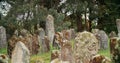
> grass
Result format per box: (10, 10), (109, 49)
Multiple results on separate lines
(98, 48), (111, 58)
(0, 48), (7, 54)
(30, 52), (51, 63)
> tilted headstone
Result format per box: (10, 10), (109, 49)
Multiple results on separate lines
(98, 30), (109, 49)
(92, 29), (108, 49)
(46, 15), (55, 44)
(11, 41), (30, 63)
(74, 31), (99, 63)
(116, 19), (120, 37)
(0, 26), (7, 48)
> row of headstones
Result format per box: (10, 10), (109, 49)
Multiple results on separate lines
(0, 30), (110, 63)
(0, 16), (119, 63)
(51, 31), (111, 63)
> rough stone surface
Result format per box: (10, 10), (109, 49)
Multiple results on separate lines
(11, 41), (30, 63)
(0, 26), (7, 48)
(46, 15), (55, 44)
(110, 37), (120, 63)
(74, 31), (99, 63)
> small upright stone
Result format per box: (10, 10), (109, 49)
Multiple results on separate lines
(11, 41), (30, 63)
(0, 26), (7, 48)
(46, 15), (55, 44)
(92, 29), (109, 49)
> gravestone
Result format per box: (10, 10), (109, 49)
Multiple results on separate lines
(53, 32), (63, 48)
(52, 32), (74, 63)
(110, 37), (120, 63)
(0, 26), (7, 48)
(98, 30), (109, 49)
(92, 29), (108, 49)
(109, 31), (117, 38)
(60, 40), (74, 63)
(116, 19), (120, 37)
(38, 28), (45, 43)
(74, 31), (99, 63)
(37, 28), (45, 53)
(11, 41), (30, 63)
(46, 15), (55, 44)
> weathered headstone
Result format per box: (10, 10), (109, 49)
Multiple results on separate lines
(60, 40), (74, 63)
(109, 31), (117, 38)
(0, 26), (7, 48)
(116, 19), (120, 37)
(74, 31), (99, 63)
(110, 37), (120, 63)
(37, 28), (45, 53)
(38, 28), (45, 43)
(46, 15), (55, 44)
(11, 41), (30, 63)
(53, 32), (63, 48)
(98, 30), (109, 49)
(52, 32), (74, 63)
(92, 29), (108, 49)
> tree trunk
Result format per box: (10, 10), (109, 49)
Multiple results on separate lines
(76, 15), (83, 32)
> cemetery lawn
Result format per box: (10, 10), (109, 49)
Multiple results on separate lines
(0, 48), (7, 54)
(30, 52), (51, 63)
(98, 48), (111, 58)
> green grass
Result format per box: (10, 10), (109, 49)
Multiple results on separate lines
(98, 48), (111, 58)
(0, 48), (7, 54)
(30, 52), (51, 63)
